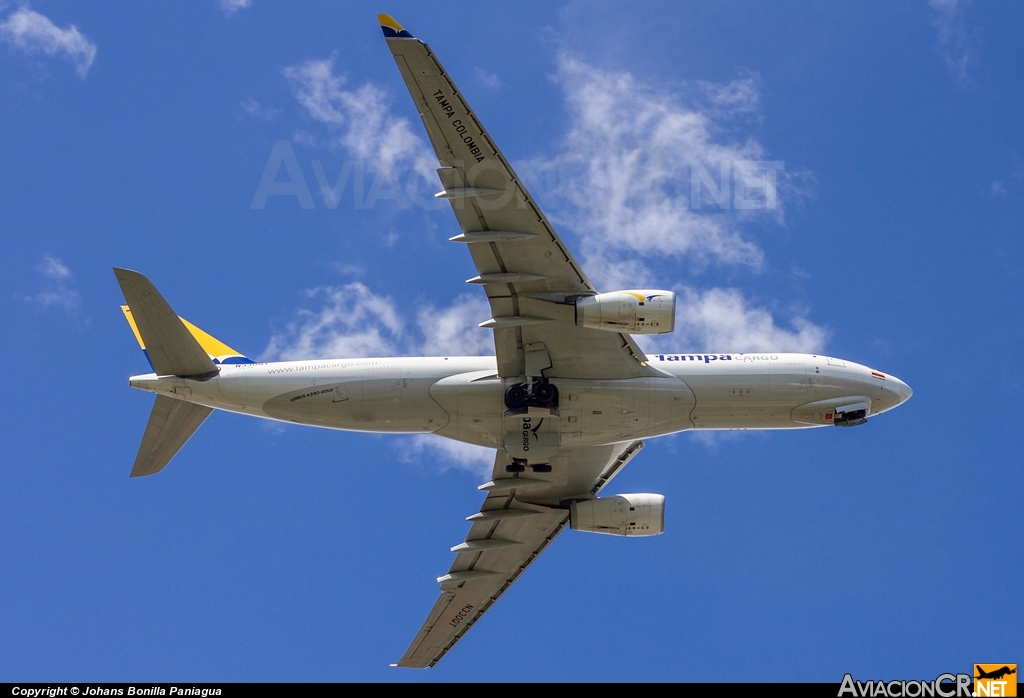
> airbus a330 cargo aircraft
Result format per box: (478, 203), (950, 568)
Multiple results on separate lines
(115, 15), (912, 668)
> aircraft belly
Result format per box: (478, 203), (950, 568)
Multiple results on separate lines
(427, 373), (697, 449)
(683, 369), (798, 428)
(554, 377), (695, 446)
(429, 371), (505, 448)
(261, 375), (450, 432)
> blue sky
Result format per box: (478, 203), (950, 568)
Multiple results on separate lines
(1, 0), (1021, 682)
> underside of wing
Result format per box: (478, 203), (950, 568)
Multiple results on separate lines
(397, 441), (644, 668)
(379, 16), (654, 381)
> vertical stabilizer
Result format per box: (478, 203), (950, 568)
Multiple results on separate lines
(132, 395), (213, 477)
(114, 268), (219, 379)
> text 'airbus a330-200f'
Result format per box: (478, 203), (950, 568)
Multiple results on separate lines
(114, 15), (913, 668)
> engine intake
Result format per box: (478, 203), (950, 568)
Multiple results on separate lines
(570, 493), (665, 537)
(575, 290), (676, 334)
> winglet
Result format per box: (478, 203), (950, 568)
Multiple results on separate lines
(377, 14), (414, 39)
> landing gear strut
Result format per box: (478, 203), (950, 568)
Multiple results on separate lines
(505, 458), (552, 474)
(505, 460), (526, 473)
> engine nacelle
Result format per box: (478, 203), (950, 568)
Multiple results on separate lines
(569, 493), (665, 537)
(575, 290), (676, 334)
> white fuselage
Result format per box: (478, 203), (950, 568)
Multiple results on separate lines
(128, 353), (912, 450)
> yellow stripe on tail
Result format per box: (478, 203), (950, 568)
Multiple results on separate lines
(120, 306), (252, 365)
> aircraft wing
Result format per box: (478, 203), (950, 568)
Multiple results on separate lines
(379, 15), (655, 381)
(397, 440), (645, 668)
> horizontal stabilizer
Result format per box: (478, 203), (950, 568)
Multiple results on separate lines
(114, 268), (218, 378)
(131, 395), (213, 477)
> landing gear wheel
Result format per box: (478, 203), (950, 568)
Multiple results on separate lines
(531, 463), (552, 473)
(505, 462), (527, 473)
(504, 384), (529, 410)
(534, 382), (558, 407)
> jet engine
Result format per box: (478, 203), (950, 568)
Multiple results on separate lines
(575, 290), (676, 334)
(569, 493), (665, 537)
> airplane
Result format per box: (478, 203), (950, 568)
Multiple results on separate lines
(976, 666), (1017, 681)
(113, 14), (913, 668)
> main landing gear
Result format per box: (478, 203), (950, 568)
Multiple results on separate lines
(503, 379), (557, 474)
(504, 379), (559, 411)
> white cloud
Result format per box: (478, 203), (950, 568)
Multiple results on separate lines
(526, 54), (814, 289)
(241, 97), (279, 121)
(38, 254), (71, 280)
(261, 283), (404, 361)
(261, 285), (493, 361)
(283, 57), (435, 181)
(220, 0), (251, 15)
(399, 436), (495, 478)
(929, 0), (973, 85)
(473, 66), (502, 89)
(417, 294), (494, 356)
(0, 7), (97, 78)
(25, 255), (80, 313)
(699, 72), (762, 117)
(283, 58), (346, 125)
(28, 289), (81, 312)
(990, 180), (1007, 197)
(639, 287), (826, 354)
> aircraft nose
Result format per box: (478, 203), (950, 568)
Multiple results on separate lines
(888, 376), (913, 405)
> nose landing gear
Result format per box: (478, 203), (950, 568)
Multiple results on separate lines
(834, 408), (868, 427)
